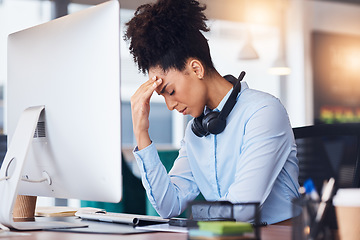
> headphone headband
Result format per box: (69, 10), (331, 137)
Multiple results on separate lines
(218, 71), (245, 120)
(191, 71), (246, 137)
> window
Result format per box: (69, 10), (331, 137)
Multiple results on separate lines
(121, 102), (173, 147)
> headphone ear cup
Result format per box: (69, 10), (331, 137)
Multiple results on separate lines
(202, 111), (226, 135)
(191, 114), (208, 137)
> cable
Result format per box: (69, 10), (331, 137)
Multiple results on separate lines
(0, 172), (51, 184)
(0, 176), (10, 181)
(0, 175), (48, 183)
(21, 177), (48, 183)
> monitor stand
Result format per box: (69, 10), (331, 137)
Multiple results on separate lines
(0, 106), (87, 230)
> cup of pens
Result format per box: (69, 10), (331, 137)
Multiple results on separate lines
(333, 188), (360, 240)
(292, 196), (319, 240)
(292, 178), (335, 240)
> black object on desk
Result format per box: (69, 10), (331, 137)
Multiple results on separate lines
(187, 201), (262, 239)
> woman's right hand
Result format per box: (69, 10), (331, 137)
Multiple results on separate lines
(131, 76), (162, 150)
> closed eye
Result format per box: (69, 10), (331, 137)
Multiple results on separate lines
(169, 90), (175, 96)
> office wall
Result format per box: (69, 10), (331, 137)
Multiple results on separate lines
(310, 1), (360, 124)
(285, 0), (360, 127)
(285, 0), (309, 127)
(311, 1), (360, 36)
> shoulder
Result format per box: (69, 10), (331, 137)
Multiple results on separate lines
(236, 82), (286, 116)
(239, 82), (280, 104)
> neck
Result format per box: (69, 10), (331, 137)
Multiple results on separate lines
(205, 71), (233, 110)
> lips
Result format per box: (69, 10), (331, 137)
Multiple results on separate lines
(179, 107), (187, 115)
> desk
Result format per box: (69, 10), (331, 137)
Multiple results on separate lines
(2, 225), (291, 240)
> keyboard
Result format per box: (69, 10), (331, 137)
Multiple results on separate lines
(75, 211), (169, 226)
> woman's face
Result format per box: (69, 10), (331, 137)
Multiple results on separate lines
(149, 63), (207, 118)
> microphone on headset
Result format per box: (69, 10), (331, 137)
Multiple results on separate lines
(191, 71), (246, 137)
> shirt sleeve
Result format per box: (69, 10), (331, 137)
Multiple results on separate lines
(133, 141), (200, 218)
(220, 98), (295, 221)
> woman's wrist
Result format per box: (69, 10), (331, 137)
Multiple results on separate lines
(135, 131), (152, 150)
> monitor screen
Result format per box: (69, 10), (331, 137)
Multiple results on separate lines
(5, 0), (122, 204)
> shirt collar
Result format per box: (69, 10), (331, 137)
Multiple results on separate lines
(204, 81), (248, 114)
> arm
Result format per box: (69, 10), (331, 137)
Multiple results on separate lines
(131, 76), (199, 218)
(130, 76), (162, 150)
(133, 141), (200, 218)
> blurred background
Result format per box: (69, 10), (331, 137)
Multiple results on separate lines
(0, 0), (359, 149)
(1, 0), (360, 214)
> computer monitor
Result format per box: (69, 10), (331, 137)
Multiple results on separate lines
(0, 0), (122, 230)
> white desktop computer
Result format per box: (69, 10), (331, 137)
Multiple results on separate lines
(0, 0), (122, 230)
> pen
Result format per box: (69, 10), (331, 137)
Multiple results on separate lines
(302, 179), (319, 221)
(310, 178), (335, 240)
(304, 179), (320, 202)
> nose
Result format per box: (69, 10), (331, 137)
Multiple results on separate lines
(164, 97), (177, 111)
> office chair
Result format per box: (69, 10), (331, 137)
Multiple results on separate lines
(293, 123), (360, 192)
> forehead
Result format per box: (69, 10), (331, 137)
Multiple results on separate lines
(149, 67), (168, 95)
(149, 67), (183, 94)
(149, 67), (167, 78)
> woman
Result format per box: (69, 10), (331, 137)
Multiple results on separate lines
(124, 0), (300, 224)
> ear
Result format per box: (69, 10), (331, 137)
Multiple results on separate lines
(189, 59), (205, 80)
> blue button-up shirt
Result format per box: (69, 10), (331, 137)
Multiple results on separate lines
(133, 82), (300, 224)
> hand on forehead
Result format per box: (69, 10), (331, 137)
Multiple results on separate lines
(149, 68), (171, 95)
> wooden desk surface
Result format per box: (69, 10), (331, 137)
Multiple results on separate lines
(2, 225), (291, 240)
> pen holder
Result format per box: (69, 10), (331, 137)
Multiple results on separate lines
(292, 197), (317, 240)
(292, 197), (333, 240)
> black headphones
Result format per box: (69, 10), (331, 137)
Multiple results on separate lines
(191, 71), (246, 137)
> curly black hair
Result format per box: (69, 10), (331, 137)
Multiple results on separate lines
(124, 0), (215, 74)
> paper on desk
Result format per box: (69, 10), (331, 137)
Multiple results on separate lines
(136, 223), (188, 233)
(1, 217), (31, 237)
(0, 232), (31, 238)
(35, 206), (103, 217)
